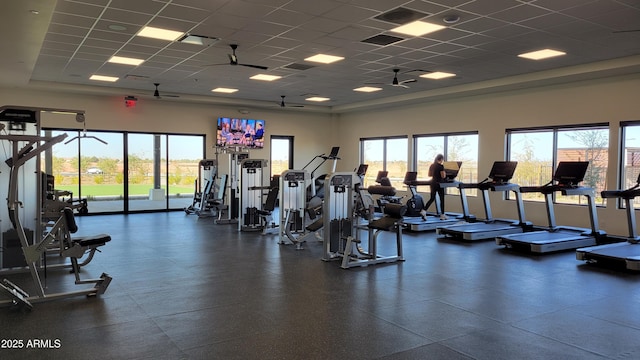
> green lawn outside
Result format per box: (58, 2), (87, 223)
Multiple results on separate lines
(56, 184), (194, 197)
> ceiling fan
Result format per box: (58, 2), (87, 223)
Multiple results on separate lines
(153, 83), (179, 99)
(278, 95), (304, 108)
(367, 68), (417, 89)
(204, 44), (268, 70)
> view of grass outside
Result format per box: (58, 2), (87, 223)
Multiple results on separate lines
(43, 129), (204, 212)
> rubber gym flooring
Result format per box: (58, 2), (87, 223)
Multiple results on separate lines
(1, 211), (640, 359)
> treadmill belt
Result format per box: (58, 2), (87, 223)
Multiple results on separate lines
(445, 222), (515, 233)
(504, 229), (588, 244)
(584, 243), (640, 258)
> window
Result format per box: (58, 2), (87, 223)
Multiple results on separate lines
(621, 121), (640, 208)
(270, 136), (293, 178)
(506, 124), (609, 205)
(42, 128), (205, 214)
(414, 132), (479, 194)
(360, 137), (407, 188)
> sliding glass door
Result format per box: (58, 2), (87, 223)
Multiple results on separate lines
(127, 134), (167, 212)
(43, 129), (204, 214)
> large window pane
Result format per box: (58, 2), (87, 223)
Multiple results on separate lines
(415, 136), (444, 179)
(361, 139), (384, 187)
(623, 124), (640, 208)
(507, 125), (608, 206)
(557, 128), (608, 205)
(271, 137), (292, 177)
(414, 133), (479, 196)
(386, 138), (408, 189)
(509, 131), (554, 201)
(168, 135), (203, 210)
(80, 132), (124, 213)
(448, 134), (478, 186)
(127, 134), (167, 211)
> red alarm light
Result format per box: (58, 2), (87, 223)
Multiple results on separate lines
(124, 96), (137, 107)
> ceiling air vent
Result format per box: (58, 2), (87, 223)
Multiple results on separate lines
(283, 63), (315, 71)
(361, 34), (404, 46)
(374, 7), (428, 25)
(124, 74), (150, 81)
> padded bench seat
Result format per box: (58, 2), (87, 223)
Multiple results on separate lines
(73, 234), (111, 247)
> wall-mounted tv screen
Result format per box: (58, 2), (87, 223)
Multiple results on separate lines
(217, 117), (265, 148)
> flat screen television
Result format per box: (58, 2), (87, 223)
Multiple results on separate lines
(217, 117), (265, 148)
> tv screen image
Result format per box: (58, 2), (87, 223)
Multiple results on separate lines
(217, 117), (265, 148)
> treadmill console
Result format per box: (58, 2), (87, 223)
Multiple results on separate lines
(554, 161), (589, 187)
(488, 161), (518, 184)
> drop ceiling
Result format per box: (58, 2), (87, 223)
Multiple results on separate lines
(3, 0), (640, 112)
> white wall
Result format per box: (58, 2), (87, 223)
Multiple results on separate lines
(336, 74), (640, 237)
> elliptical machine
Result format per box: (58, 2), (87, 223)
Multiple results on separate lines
(402, 171), (428, 217)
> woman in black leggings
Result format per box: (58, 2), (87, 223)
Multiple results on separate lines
(421, 154), (448, 220)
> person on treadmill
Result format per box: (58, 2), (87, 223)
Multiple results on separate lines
(421, 154), (448, 220)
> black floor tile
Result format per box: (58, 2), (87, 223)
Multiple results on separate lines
(1, 212), (638, 359)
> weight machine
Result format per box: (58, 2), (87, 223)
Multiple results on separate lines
(215, 146), (249, 224)
(184, 159), (219, 216)
(278, 169), (318, 249)
(0, 106), (111, 309)
(239, 158), (268, 231)
(321, 172), (406, 268)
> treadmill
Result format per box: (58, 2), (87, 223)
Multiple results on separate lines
(436, 161), (529, 241)
(576, 174), (640, 270)
(402, 162), (467, 231)
(496, 161), (606, 253)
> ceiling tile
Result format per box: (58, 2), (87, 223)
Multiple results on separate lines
(458, 0), (522, 16)
(159, 4), (212, 22)
(322, 5), (380, 23)
(283, 0), (344, 16)
(262, 9), (315, 27)
(54, 1), (105, 18)
(109, 0), (167, 14)
(489, 4), (552, 23)
(101, 8), (154, 26)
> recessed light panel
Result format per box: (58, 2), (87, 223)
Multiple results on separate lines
(354, 86), (383, 92)
(108, 56), (144, 66)
(212, 87), (238, 93)
(304, 54), (344, 64)
(390, 20), (445, 36)
(306, 97), (330, 102)
(420, 71), (456, 79)
(137, 26), (183, 41)
(250, 74), (282, 81)
(178, 34), (219, 46)
(90, 74), (119, 82)
(518, 49), (566, 60)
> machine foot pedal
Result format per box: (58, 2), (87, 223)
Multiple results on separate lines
(0, 279), (33, 310)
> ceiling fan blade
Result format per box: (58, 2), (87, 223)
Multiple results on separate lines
(399, 78), (417, 85)
(393, 84), (410, 89)
(613, 29), (640, 33)
(202, 63), (229, 67)
(239, 63), (268, 70)
(278, 96), (304, 108)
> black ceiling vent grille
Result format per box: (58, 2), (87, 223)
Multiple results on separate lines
(283, 63), (316, 71)
(361, 34), (404, 46)
(374, 7), (428, 25)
